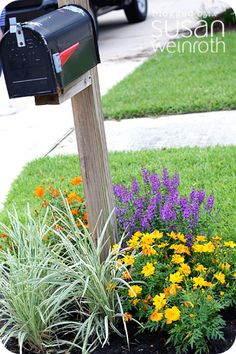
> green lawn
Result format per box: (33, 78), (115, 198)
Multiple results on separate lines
(102, 32), (236, 119)
(1, 146), (235, 239)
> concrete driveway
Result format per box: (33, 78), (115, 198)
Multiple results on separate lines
(0, 0), (229, 209)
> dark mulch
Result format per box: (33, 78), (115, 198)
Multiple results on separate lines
(4, 307), (236, 354)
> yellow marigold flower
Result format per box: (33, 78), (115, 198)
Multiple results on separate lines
(128, 285), (142, 298)
(157, 242), (169, 248)
(71, 176), (82, 185)
(221, 263), (231, 271)
(123, 255), (134, 266)
(171, 254), (185, 264)
(123, 270), (132, 280)
(233, 273), (236, 277)
(153, 293), (166, 311)
(124, 312), (132, 322)
(179, 263), (191, 276)
(132, 298), (140, 306)
(224, 241), (236, 248)
(192, 242), (215, 253)
(141, 262), (155, 277)
(152, 230), (163, 239)
(220, 291), (225, 296)
(140, 233), (155, 246)
(177, 233), (186, 243)
(193, 277), (212, 288)
(184, 301), (194, 308)
(213, 235), (222, 242)
(150, 310), (163, 322)
(165, 306), (181, 324)
(195, 264), (207, 273)
(169, 271), (183, 284)
(128, 235), (140, 248)
(142, 245), (157, 256)
(34, 186), (45, 198)
(207, 295), (212, 301)
(164, 283), (182, 297)
(167, 231), (179, 240)
(214, 272), (225, 284)
(174, 244), (191, 255)
(196, 235), (207, 242)
(112, 243), (120, 254)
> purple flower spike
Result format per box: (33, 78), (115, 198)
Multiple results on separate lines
(186, 234), (194, 247)
(205, 195), (214, 212)
(173, 172), (180, 189)
(160, 203), (176, 222)
(131, 179), (140, 195)
(142, 168), (150, 184)
(197, 190), (206, 204)
(150, 173), (160, 193)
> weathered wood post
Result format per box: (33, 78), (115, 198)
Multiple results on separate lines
(58, 0), (118, 255)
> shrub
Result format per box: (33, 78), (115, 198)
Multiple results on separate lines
(114, 168), (216, 239)
(0, 208), (73, 353)
(116, 230), (236, 353)
(0, 205), (131, 354)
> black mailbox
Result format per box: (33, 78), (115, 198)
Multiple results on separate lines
(0, 5), (100, 101)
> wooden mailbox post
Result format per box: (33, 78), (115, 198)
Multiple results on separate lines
(56, 0), (118, 255)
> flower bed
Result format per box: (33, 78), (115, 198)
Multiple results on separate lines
(0, 168), (235, 354)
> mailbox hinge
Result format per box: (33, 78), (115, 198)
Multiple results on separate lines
(9, 17), (26, 48)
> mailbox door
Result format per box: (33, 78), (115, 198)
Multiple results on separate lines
(0, 29), (57, 98)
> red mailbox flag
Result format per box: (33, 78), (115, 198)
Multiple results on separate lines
(59, 42), (80, 66)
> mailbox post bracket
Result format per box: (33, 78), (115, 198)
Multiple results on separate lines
(9, 17), (26, 48)
(35, 71), (92, 105)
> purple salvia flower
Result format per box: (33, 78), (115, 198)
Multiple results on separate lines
(183, 205), (192, 220)
(160, 203), (176, 221)
(205, 195), (214, 212)
(162, 168), (170, 188)
(150, 173), (161, 193)
(186, 234), (194, 247)
(131, 179), (140, 195)
(197, 190), (206, 204)
(172, 172), (180, 189)
(190, 189), (197, 202)
(179, 197), (188, 212)
(142, 168), (150, 184)
(192, 202), (200, 225)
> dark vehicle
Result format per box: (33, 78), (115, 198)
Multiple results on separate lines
(5, 0), (148, 31)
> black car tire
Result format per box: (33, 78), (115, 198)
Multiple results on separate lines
(124, 0), (148, 23)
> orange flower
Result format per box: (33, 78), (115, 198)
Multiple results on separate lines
(84, 212), (88, 221)
(0, 233), (7, 238)
(53, 189), (59, 198)
(71, 176), (82, 185)
(67, 192), (82, 203)
(124, 312), (133, 322)
(34, 186), (45, 198)
(72, 208), (79, 215)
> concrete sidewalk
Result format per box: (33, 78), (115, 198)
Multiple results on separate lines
(49, 110), (236, 156)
